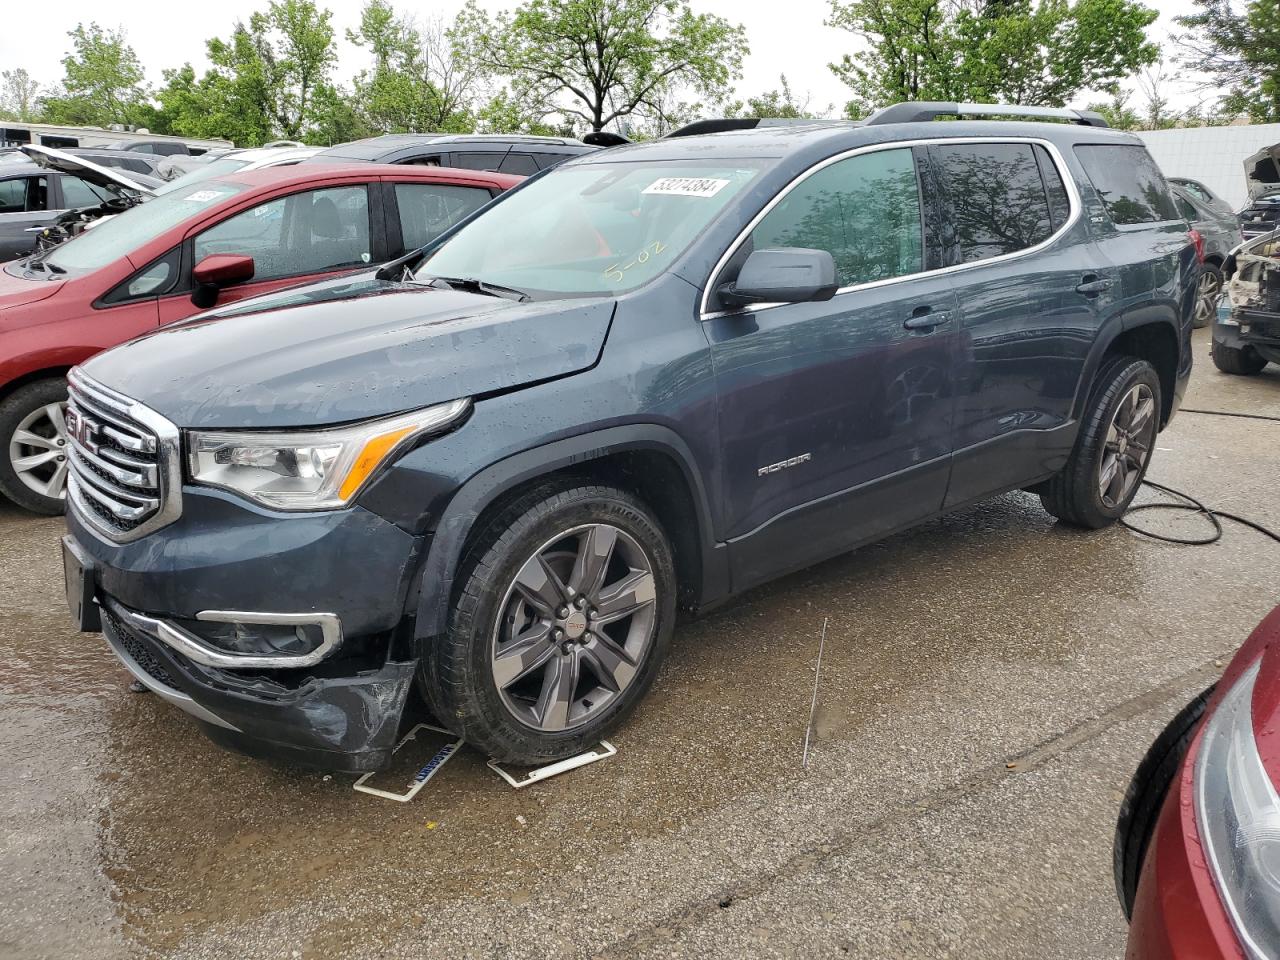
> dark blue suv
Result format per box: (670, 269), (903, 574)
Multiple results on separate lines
(60, 103), (1198, 771)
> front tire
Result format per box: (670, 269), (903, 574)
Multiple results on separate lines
(0, 378), (71, 515)
(420, 482), (677, 764)
(1040, 356), (1161, 528)
(1211, 336), (1269, 375)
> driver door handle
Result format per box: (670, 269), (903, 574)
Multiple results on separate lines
(904, 307), (952, 331)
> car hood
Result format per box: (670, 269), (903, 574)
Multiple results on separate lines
(20, 144), (154, 196)
(1245, 144), (1280, 200)
(0, 265), (64, 317)
(79, 274), (616, 428)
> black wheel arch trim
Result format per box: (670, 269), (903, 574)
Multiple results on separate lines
(1071, 313), (1185, 428)
(409, 423), (730, 640)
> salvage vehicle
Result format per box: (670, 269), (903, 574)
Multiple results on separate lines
(0, 147), (158, 261)
(1169, 176), (1235, 220)
(1117, 604), (1280, 960)
(1240, 143), (1280, 240)
(0, 163), (521, 513)
(1171, 183), (1242, 328)
(1213, 228), (1280, 375)
(307, 133), (598, 175)
(61, 102), (1197, 772)
(152, 146), (319, 193)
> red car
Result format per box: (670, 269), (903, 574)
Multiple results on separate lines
(0, 162), (521, 513)
(1119, 605), (1280, 959)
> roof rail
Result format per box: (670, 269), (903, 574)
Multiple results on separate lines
(665, 117), (844, 138)
(864, 102), (1109, 128)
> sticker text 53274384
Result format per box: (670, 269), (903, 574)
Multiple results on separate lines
(642, 177), (730, 198)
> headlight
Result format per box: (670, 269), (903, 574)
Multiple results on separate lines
(186, 398), (470, 510)
(1196, 658), (1280, 959)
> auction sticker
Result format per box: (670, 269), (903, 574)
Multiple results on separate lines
(642, 177), (730, 198)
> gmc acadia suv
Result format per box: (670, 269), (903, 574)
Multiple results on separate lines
(60, 103), (1198, 771)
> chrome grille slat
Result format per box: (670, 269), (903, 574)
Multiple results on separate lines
(65, 369), (181, 542)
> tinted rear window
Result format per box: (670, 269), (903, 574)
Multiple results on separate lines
(1074, 144), (1179, 225)
(933, 142), (1054, 263)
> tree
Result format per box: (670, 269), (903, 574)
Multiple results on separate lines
(0, 69), (42, 122)
(454, 0), (748, 133)
(725, 75), (832, 119)
(348, 0), (480, 133)
(41, 23), (151, 127)
(827, 0), (1160, 116)
(1176, 0), (1280, 122)
(154, 0), (341, 146)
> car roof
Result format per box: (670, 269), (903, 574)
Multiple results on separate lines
(310, 133), (592, 161)
(195, 162), (525, 191)
(574, 119), (1142, 166)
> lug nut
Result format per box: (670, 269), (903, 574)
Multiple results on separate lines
(553, 628), (564, 641)
(557, 606), (569, 618)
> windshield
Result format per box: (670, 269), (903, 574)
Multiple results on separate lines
(44, 179), (251, 273)
(153, 157), (249, 196)
(417, 160), (765, 297)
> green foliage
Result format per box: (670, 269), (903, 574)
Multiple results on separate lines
(1177, 0), (1280, 122)
(454, 0), (748, 132)
(725, 75), (832, 119)
(0, 69), (42, 122)
(347, 0), (477, 133)
(827, 0), (1159, 114)
(41, 23), (152, 127)
(154, 0), (342, 145)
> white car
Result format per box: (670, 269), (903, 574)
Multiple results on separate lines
(153, 146), (320, 192)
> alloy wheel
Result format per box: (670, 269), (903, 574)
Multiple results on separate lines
(8, 401), (70, 501)
(1098, 383), (1156, 509)
(1194, 270), (1223, 326)
(492, 523), (658, 732)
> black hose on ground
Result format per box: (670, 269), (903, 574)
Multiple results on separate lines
(1122, 407), (1280, 546)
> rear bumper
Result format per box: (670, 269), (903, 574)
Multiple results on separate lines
(1127, 734), (1243, 960)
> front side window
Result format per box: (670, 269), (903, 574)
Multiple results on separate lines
(498, 153), (539, 176)
(395, 183), (491, 251)
(194, 185), (371, 282)
(933, 143), (1055, 263)
(60, 175), (112, 208)
(419, 160), (764, 297)
(450, 152), (501, 171)
(0, 177), (29, 212)
(748, 147), (923, 287)
(1075, 144), (1180, 225)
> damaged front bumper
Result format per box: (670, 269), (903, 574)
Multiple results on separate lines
(65, 487), (427, 772)
(1221, 229), (1280, 359)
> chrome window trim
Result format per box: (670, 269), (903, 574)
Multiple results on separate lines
(66, 368), (183, 544)
(122, 607), (344, 670)
(699, 136), (1083, 320)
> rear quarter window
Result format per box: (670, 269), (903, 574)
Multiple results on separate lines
(1074, 144), (1180, 225)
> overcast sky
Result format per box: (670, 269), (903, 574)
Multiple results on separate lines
(0, 0), (1215, 120)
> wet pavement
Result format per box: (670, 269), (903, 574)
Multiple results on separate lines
(3, 327), (1280, 960)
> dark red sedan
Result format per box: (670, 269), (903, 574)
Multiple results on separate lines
(0, 163), (521, 513)
(1119, 605), (1280, 959)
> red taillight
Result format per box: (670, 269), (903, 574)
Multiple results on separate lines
(1189, 229), (1206, 264)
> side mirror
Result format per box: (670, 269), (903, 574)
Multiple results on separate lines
(718, 248), (839, 309)
(191, 254), (255, 309)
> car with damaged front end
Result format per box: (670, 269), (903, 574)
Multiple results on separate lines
(61, 105), (1197, 772)
(1214, 228), (1280, 375)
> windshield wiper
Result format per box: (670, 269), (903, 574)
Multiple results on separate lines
(426, 275), (531, 302)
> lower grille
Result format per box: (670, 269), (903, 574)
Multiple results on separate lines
(103, 605), (178, 688)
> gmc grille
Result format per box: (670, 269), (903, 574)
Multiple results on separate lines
(65, 369), (182, 542)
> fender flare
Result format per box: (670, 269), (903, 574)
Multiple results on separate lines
(1069, 314), (1183, 425)
(411, 424), (727, 639)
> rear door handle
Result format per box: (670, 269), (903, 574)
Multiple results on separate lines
(1075, 276), (1113, 296)
(904, 308), (952, 331)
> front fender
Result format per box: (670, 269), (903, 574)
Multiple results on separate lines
(408, 424), (727, 639)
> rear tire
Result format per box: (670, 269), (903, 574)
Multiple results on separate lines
(1114, 687), (1213, 920)
(1040, 356), (1160, 529)
(1211, 337), (1269, 375)
(419, 482), (677, 764)
(0, 378), (70, 515)
(1191, 264), (1223, 329)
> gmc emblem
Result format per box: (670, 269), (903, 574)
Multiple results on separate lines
(65, 408), (102, 455)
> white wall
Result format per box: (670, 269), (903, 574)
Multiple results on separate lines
(1135, 124), (1280, 212)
